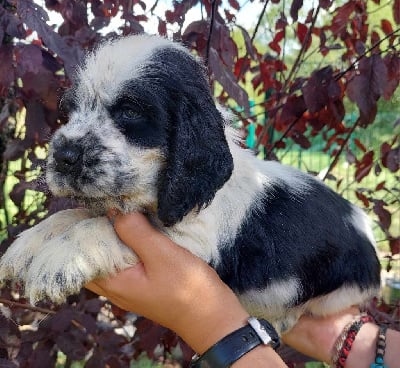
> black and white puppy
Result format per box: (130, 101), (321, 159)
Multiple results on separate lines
(0, 35), (381, 334)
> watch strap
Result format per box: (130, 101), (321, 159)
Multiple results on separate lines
(190, 318), (280, 368)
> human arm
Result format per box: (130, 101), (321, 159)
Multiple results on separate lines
(283, 309), (400, 367)
(85, 212), (287, 367)
(86, 212), (400, 367)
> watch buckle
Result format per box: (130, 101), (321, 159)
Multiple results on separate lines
(247, 317), (272, 345)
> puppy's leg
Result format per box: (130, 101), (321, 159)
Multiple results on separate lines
(0, 209), (91, 283)
(305, 285), (380, 317)
(24, 216), (138, 304)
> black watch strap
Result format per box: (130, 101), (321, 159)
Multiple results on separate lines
(190, 317), (280, 368)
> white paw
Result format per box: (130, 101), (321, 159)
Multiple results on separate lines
(0, 209), (138, 304)
(0, 209), (91, 283)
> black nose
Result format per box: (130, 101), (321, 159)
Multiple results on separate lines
(53, 145), (82, 173)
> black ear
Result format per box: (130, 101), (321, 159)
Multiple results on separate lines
(157, 96), (234, 227)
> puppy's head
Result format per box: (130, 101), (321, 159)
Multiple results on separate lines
(47, 35), (233, 226)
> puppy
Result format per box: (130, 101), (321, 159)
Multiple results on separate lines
(0, 35), (381, 334)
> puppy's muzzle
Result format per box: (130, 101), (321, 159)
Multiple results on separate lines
(53, 143), (83, 174)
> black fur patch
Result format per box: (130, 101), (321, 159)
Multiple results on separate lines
(108, 83), (169, 148)
(147, 47), (234, 226)
(214, 178), (381, 306)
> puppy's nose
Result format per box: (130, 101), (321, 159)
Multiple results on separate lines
(53, 145), (82, 173)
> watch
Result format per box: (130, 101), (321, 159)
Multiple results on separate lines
(190, 317), (280, 368)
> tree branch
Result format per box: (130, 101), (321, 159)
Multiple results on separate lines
(205, 0), (218, 67)
(263, 115), (303, 157)
(282, 5), (320, 91)
(321, 118), (360, 182)
(251, 0), (269, 43)
(334, 27), (400, 81)
(149, 0), (159, 15)
(0, 297), (56, 315)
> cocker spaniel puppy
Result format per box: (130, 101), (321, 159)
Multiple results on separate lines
(0, 35), (380, 334)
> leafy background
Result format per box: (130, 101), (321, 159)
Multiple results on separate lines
(0, 0), (399, 367)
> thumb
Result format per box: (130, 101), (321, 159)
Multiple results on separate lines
(112, 212), (177, 264)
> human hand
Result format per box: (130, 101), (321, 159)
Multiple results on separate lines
(283, 307), (400, 368)
(282, 307), (360, 363)
(85, 212), (250, 354)
(87, 212), (400, 368)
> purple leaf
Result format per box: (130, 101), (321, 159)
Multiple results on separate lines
(347, 55), (388, 126)
(208, 48), (249, 112)
(302, 66), (333, 113)
(0, 5), (26, 39)
(373, 200), (392, 230)
(390, 238), (400, 255)
(290, 0), (303, 21)
(3, 139), (27, 161)
(17, 0), (83, 77)
(0, 45), (14, 95)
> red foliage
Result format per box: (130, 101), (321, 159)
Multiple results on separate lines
(0, 0), (399, 366)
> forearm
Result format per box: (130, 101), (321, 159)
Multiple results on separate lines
(283, 310), (400, 368)
(282, 309), (358, 363)
(176, 291), (251, 355)
(347, 323), (400, 368)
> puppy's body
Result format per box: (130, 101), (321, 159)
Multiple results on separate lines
(0, 35), (380, 333)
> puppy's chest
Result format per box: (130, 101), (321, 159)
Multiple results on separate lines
(164, 215), (228, 264)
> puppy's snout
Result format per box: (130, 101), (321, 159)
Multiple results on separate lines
(53, 144), (83, 173)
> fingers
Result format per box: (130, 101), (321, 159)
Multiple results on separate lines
(111, 212), (178, 266)
(86, 263), (146, 296)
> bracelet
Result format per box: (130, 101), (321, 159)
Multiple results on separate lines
(190, 317), (280, 368)
(370, 324), (388, 368)
(331, 313), (374, 368)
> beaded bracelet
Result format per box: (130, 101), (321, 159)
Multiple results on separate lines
(370, 324), (388, 368)
(331, 313), (374, 368)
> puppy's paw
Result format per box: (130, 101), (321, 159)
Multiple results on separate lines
(0, 209), (91, 284)
(24, 216), (138, 304)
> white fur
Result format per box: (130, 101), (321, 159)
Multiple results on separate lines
(47, 118), (165, 212)
(351, 206), (376, 248)
(0, 209), (138, 304)
(76, 35), (176, 106)
(166, 130), (267, 262)
(238, 278), (305, 332)
(306, 285), (377, 316)
(238, 278), (302, 318)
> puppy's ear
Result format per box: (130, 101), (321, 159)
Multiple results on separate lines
(157, 97), (233, 227)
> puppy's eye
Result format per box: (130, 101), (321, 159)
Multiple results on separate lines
(120, 107), (140, 121)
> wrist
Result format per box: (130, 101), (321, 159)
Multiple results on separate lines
(190, 317), (280, 368)
(184, 312), (250, 355)
(282, 309), (359, 363)
(176, 291), (250, 354)
(346, 322), (379, 367)
(331, 313), (375, 367)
